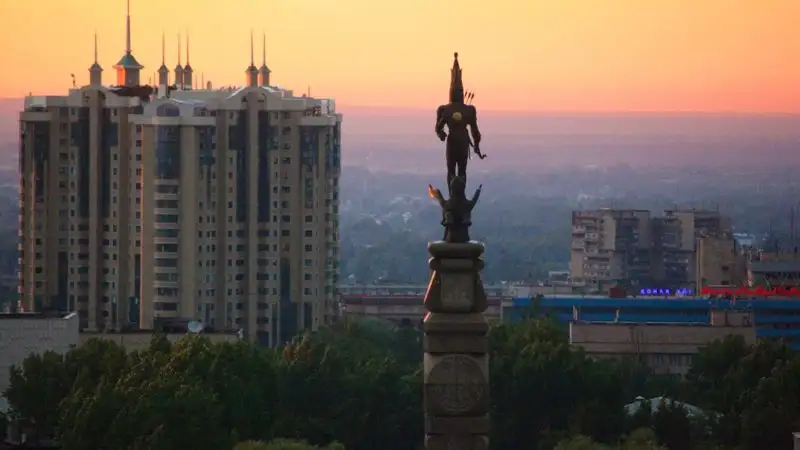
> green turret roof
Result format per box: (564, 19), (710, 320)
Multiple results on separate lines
(114, 52), (144, 69)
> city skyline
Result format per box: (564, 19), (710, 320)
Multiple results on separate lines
(1, 0), (799, 112)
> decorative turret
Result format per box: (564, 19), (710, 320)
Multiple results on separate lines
(112, 0), (143, 87)
(174, 33), (184, 89)
(259, 32), (271, 87)
(157, 33), (169, 87)
(183, 33), (193, 90)
(246, 31), (259, 88)
(89, 33), (103, 86)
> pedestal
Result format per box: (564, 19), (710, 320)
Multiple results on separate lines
(423, 241), (489, 450)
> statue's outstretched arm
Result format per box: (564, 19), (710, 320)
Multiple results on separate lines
(471, 184), (483, 205)
(435, 106), (447, 141)
(468, 105), (482, 147)
(428, 184), (446, 207)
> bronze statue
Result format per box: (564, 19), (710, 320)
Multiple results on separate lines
(435, 52), (484, 189)
(428, 176), (482, 243)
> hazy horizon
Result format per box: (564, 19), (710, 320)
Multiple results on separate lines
(2, 98), (798, 173)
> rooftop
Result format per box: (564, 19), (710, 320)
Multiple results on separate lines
(113, 52), (144, 69)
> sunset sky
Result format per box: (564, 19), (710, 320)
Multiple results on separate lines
(1, 0), (799, 112)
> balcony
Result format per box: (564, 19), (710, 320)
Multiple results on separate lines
(572, 225), (586, 235)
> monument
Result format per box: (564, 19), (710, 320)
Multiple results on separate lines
(435, 52), (485, 189)
(423, 53), (490, 450)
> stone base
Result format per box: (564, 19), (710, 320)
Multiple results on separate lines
(423, 240), (490, 450)
(425, 434), (489, 450)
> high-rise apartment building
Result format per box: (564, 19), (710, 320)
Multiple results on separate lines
(570, 209), (732, 291)
(570, 209), (653, 290)
(18, 5), (342, 346)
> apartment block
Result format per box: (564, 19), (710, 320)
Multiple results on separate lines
(570, 209), (733, 291)
(18, 6), (341, 346)
(570, 209), (653, 290)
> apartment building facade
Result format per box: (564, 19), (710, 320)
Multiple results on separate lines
(570, 208), (732, 291)
(570, 209), (654, 290)
(18, 11), (341, 346)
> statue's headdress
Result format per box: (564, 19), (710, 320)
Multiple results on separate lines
(449, 52), (464, 104)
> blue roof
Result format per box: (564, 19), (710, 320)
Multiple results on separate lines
(512, 296), (800, 310)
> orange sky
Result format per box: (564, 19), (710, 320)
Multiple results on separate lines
(1, 0), (799, 112)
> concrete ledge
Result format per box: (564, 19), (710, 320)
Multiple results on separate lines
(424, 334), (488, 353)
(428, 241), (485, 259)
(423, 313), (489, 333)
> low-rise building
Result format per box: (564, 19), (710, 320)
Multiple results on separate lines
(0, 313), (80, 394)
(569, 309), (756, 375)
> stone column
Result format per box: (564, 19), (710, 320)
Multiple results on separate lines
(423, 241), (489, 450)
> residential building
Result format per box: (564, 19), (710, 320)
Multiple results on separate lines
(570, 209), (653, 291)
(17, 4), (341, 346)
(696, 235), (747, 289)
(570, 209), (734, 291)
(664, 209), (733, 284)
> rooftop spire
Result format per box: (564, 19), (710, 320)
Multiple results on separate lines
(157, 32), (169, 87)
(125, 0), (131, 53)
(89, 32), (103, 85)
(250, 30), (255, 66)
(246, 30), (259, 87)
(113, 0), (142, 86)
(183, 31), (193, 90)
(174, 33), (184, 89)
(259, 31), (271, 87)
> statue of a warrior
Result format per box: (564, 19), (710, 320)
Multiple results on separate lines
(435, 52), (484, 189)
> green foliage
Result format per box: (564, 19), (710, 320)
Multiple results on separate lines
(4, 317), (800, 450)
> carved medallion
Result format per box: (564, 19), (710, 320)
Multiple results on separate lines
(427, 354), (485, 414)
(452, 111), (463, 121)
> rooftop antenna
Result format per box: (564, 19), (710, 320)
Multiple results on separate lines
(70, 73), (76, 88)
(187, 320), (203, 334)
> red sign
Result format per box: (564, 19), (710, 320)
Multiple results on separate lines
(701, 286), (800, 297)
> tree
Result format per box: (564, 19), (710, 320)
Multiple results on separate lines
(4, 350), (71, 439)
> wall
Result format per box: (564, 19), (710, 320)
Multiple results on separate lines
(0, 314), (80, 394)
(79, 331), (239, 352)
(570, 319), (756, 375)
